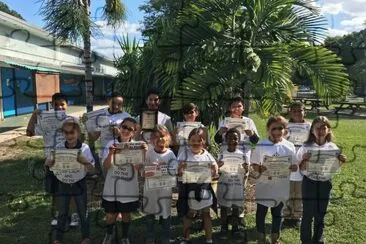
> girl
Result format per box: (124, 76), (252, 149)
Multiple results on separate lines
(101, 118), (148, 244)
(217, 128), (248, 239)
(177, 128), (218, 244)
(283, 102), (312, 227)
(297, 116), (346, 244)
(173, 103), (209, 156)
(251, 116), (298, 244)
(142, 125), (178, 244)
(45, 119), (95, 244)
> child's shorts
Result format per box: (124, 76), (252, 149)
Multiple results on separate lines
(44, 166), (58, 194)
(102, 199), (140, 213)
(187, 206), (210, 218)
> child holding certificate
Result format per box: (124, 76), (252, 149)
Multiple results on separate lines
(283, 102), (312, 227)
(101, 117), (147, 244)
(45, 119), (95, 244)
(251, 116), (297, 244)
(214, 96), (260, 149)
(217, 128), (248, 239)
(297, 116), (346, 244)
(142, 125), (178, 244)
(26, 93), (80, 227)
(177, 128), (218, 244)
(86, 92), (130, 175)
(173, 103), (209, 156)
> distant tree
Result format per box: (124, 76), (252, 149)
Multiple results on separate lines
(0, 1), (25, 20)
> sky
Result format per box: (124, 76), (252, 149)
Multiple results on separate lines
(1, 0), (366, 59)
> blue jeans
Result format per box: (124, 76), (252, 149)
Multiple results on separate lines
(256, 202), (284, 234)
(301, 176), (332, 244)
(52, 179), (90, 241)
(144, 215), (171, 241)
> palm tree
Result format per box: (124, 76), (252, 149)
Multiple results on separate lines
(40, 0), (126, 112)
(118, 0), (350, 124)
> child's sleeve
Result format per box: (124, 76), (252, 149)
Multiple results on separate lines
(168, 152), (178, 176)
(82, 145), (95, 166)
(248, 119), (260, 144)
(250, 144), (262, 164)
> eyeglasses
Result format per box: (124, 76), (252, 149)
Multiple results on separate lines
(121, 125), (135, 132)
(271, 126), (285, 131)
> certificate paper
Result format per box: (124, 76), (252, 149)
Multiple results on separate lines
(224, 117), (248, 133)
(176, 122), (202, 145)
(307, 150), (340, 178)
(287, 123), (310, 145)
(220, 153), (246, 175)
(263, 155), (291, 180)
(183, 161), (212, 184)
(144, 163), (176, 189)
(52, 149), (82, 171)
(113, 142), (145, 165)
(141, 110), (158, 130)
(84, 109), (107, 132)
(38, 111), (66, 134)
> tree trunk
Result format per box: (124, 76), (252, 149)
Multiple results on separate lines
(83, 0), (93, 113)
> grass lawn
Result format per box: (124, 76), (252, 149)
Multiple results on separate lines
(0, 113), (365, 244)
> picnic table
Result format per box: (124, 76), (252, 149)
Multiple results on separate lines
(293, 98), (330, 111)
(334, 102), (366, 114)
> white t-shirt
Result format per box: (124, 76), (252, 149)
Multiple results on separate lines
(53, 142), (95, 184)
(251, 138), (297, 207)
(177, 149), (217, 210)
(101, 140), (141, 203)
(217, 149), (247, 208)
(98, 109), (130, 157)
(286, 121), (312, 181)
(296, 142), (340, 182)
(142, 148), (177, 219)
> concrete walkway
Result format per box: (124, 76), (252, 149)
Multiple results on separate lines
(0, 104), (108, 144)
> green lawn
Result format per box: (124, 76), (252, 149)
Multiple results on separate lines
(0, 113), (365, 243)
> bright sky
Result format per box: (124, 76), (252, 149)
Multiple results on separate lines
(2, 0), (366, 59)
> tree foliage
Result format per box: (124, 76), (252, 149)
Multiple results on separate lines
(0, 1), (24, 20)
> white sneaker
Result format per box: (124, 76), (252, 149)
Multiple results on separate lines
(51, 211), (59, 226)
(120, 239), (130, 244)
(69, 213), (80, 227)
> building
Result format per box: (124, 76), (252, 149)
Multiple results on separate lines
(0, 11), (117, 120)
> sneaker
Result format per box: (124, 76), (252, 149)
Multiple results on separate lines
(102, 234), (112, 244)
(51, 211), (59, 226)
(120, 238), (130, 244)
(70, 213), (80, 227)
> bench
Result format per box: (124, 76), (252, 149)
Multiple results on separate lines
(334, 102), (366, 114)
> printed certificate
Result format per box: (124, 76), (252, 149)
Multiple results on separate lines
(145, 163), (176, 189)
(84, 109), (107, 132)
(176, 122), (202, 145)
(52, 149), (82, 171)
(183, 161), (212, 184)
(220, 153), (246, 175)
(263, 155), (291, 180)
(287, 123), (310, 145)
(38, 111), (66, 134)
(113, 142), (145, 165)
(307, 150), (340, 177)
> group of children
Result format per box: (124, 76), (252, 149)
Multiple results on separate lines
(26, 90), (346, 244)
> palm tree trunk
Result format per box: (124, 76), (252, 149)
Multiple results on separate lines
(83, 0), (93, 113)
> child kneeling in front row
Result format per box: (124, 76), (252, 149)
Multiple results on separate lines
(45, 119), (95, 244)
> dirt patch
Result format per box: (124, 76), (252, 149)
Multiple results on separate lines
(0, 136), (43, 161)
